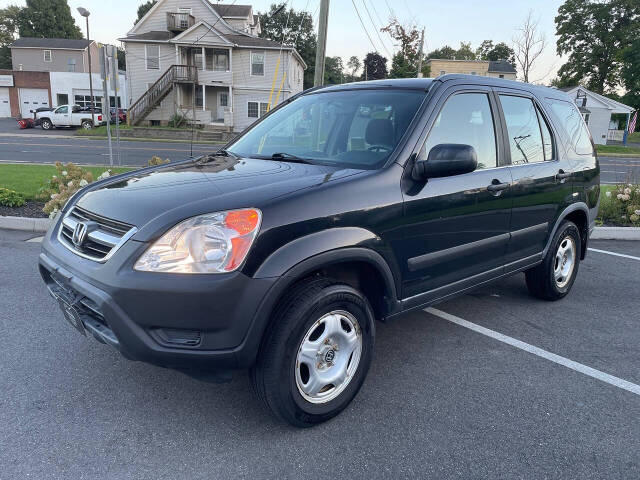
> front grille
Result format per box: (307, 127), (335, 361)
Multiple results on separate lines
(58, 206), (137, 262)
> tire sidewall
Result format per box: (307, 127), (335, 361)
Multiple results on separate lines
(275, 286), (375, 423)
(547, 222), (581, 296)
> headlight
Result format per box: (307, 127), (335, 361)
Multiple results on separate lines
(134, 208), (262, 274)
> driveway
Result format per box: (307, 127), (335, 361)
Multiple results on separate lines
(0, 117), (74, 136)
(1, 230), (639, 479)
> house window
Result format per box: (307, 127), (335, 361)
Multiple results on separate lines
(219, 92), (228, 107)
(193, 48), (203, 70)
(499, 74), (504, 79)
(195, 86), (203, 108)
(251, 51), (265, 76)
(109, 96), (122, 108)
(146, 44), (160, 70)
(74, 94), (102, 110)
(56, 94), (69, 106)
(248, 101), (269, 118)
(44, 50), (52, 62)
(440, 70), (446, 76)
(177, 7), (192, 28)
(214, 49), (229, 71)
(67, 58), (76, 72)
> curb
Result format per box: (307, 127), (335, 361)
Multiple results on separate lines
(0, 215), (52, 232)
(590, 226), (640, 240)
(2, 215), (640, 240)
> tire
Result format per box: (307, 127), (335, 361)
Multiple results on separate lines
(81, 120), (93, 130)
(525, 220), (581, 301)
(250, 277), (376, 427)
(41, 118), (52, 130)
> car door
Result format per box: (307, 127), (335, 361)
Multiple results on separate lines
(399, 86), (512, 301)
(53, 106), (70, 126)
(494, 90), (574, 271)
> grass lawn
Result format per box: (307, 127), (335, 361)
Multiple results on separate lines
(74, 124), (132, 136)
(0, 164), (132, 200)
(596, 144), (640, 155)
(628, 132), (640, 143)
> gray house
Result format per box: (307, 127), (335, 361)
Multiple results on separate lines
(10, 37), (100, 73)
(120, 0), (306, 132)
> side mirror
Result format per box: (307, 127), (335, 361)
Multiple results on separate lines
(412, 144), (478, 180)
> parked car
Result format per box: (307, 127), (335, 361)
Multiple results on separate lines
(38, 76), (599, 427)
(109, 108), (126, 124)
(35, 104), (104, 130)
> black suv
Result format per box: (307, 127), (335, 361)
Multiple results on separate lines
(39, 76), (599, 426)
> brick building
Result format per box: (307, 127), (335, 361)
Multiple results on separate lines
(0, 70), (52, 118)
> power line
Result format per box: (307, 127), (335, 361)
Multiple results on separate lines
(351, 0), (380, 54)
(361, 0), (393, 57)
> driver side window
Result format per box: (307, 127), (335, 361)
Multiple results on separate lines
(56, 106), (68, 114)
(418, 93), (497, 169)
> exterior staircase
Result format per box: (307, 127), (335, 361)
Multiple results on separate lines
(128, 65), (197, 126)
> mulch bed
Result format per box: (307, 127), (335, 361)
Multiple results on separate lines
(0, 201), (48, 218)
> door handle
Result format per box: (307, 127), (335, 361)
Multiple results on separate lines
(556, 169), (572, 181)
(487, 180), (510, 195)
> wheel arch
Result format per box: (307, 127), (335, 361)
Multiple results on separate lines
(544, 202), (589, 260)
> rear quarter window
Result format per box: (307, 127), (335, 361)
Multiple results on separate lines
(545, 99), (593, 155)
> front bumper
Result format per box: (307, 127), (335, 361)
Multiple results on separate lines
(39, 219), (277, 374)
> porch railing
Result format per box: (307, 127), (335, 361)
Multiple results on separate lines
(167, 12), (195, 32)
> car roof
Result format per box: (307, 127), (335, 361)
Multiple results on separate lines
(311, 75), (571, 102)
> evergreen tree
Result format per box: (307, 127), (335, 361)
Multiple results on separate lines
(361, 52), (387, 80)
(135, 1), (157, 25)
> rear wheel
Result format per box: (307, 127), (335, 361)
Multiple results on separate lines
(250, 277), (375, 427)
(40, 118), (52, 130)
(525, 220), (581, 301)
(81, 120), (93, 130)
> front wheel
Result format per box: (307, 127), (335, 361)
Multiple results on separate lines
(525, 220), (581, 301)
(40, 118), (52, 130)
(250, 278), (375, 427)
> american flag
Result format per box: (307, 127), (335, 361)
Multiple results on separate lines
(629, 111), (637, 134)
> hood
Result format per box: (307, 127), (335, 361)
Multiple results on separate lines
(76, 156), (359, 230)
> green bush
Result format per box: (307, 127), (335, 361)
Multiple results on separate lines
(168, 113), (188, 128)
(0, 188), (25, 207)
(597, 184), (640, 226)
(148, 156), (170, 167)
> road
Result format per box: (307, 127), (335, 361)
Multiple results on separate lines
(599, 156), (640, 184)
(0, 135), (219, 167)
(1, 229), (639, 479)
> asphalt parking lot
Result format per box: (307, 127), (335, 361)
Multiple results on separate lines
(1, 230), (639, 479)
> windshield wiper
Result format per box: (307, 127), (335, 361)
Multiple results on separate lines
(215, 149), (240, 159)
(270, 152), (313, 164)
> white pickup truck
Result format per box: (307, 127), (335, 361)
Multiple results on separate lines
(35, 105), (104, 130)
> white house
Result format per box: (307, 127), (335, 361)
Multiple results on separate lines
(559, 86), (635, 145)
(120, 0), (306, 132)
(49, 71), (128, 111)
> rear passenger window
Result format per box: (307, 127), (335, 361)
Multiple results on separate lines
(499, 95), (544, 165)
(537, 108), (554, 160)
(419, 93), (497, 169)
(547, 99), (593, 155)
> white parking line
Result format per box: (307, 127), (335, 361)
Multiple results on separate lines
(588, 248), (640, 261)
(424, 307), (640, 396)
(26, 236), (44, 243)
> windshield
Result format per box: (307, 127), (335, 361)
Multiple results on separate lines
(228, 89), (427, 169)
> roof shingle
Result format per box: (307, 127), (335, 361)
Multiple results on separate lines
(10, 37), (91, 49)
(209, 3), (252, 18)
(488, 60), (516, 73)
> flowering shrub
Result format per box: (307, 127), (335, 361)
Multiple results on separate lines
(598, 184), (640, 226)
(0, 188), (25, 207)
(40, 162), (111, 218)
(149, 156), (170, 167)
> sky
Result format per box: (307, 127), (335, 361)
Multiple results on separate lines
(0, 0), (565, 83)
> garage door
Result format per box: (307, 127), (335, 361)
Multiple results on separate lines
(19, 88), (50, 118)
(0, 88), (10, 117)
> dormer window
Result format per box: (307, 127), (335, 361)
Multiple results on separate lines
(43, 50), (52, 62)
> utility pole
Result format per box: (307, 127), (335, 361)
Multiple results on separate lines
(313, 0), (330, 87)
(77, 8), (95, 118)
(99, 45), (113, 166)
(416, 28), (425, 78)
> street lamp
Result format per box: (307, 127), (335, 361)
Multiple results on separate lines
(77, 7), (95, 118)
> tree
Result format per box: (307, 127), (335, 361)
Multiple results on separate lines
(258, 3), (316, 89)
(555, 0), (639, 94)
(620, 38), (640, 99)
(346, 55), (361, 81)
(382, 17), (428, 78)
(427, 45), (457, 60)
(361, 52), (387, 80)
(117, 47), (126, 71)
(0, 5), (21, 69)
(323, 56), (343, 84)
(477, 40), (516, 66)
(135, 1), (157, 25)
(17, 0), (82, 39)
(454, 42), (475, 60)
(513, 10), (547, 83)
